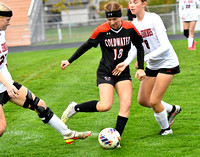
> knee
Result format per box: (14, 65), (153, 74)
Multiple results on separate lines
(149, 98), (159, 108)
(38, 99), (46, 108)
(138, 97), (149, 107)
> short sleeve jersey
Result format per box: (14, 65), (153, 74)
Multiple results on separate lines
(88, 21), (143, 74)
(132, 12), (179, 70)
(0, 31), (14, 93)
(179, 0), (199, 21)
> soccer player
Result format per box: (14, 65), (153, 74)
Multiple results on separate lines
(60, 1), (145, 144)
(0, 3), (91, 144)
(179, 0), (200, 50)
(127, 5), (136, 21)
(113, 0), (182, 135)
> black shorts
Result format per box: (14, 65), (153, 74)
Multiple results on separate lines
(145, 65), (180, 77)
(0, 82), (22, 106)
(97, 71), (132, 86)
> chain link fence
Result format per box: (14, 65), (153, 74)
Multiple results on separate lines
(7, 4), (200, 46)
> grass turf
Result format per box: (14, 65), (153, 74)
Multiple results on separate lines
(0, 39), (200, 156)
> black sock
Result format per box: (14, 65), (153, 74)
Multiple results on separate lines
(184, 29), (189, 38)
(115, 115), (128, 136)
(75, 100), (98, 112)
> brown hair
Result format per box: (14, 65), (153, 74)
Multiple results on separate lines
(104, 1), (122, 12)
(141, 0), (148, 11)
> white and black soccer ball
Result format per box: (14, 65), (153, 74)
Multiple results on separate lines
(98, 128), (120, 149)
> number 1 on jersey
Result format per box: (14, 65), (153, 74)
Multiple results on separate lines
(113, 48), (123, 60)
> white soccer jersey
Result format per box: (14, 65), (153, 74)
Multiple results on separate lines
(132, 12), (179, 70)
(0, 31), (14, 93)
(179, 0), (200, 21)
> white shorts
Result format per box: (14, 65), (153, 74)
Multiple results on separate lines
(0, 66), (14, 93)
(182, 10), (199, 21)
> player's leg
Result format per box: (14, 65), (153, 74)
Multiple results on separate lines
(150, 73), (174, 135)
(188, 21), (197, 49)
(61, 79), (114, 123)
(183, 22), (189, 38)
(0, 105), (6, 137)
(114, 80), (132, 136)
(10, 84), (91, 144)
(138, 76), (156, 108)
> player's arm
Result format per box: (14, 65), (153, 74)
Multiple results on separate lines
(112, 44), (137, 76)
(61, 41), (93, 70)
(134, 42), (146, 81)
(0, 72), (18, 98)
(144, 31), (170, 62)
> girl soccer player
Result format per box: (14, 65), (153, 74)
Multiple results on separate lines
(60, 1), (145, 145)
(0, 3), (91, 144)
(179, 0), (200, 50)
(113, 0), (182, 135)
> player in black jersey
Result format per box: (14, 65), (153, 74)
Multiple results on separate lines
(60, 1), (145, 145)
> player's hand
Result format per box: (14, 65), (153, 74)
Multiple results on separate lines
(112, 62), (127, 76)
(134, 61), (138, 69)
(135, 69), (146, 81)
(5, 83), (19, 99)
(61, 60), (70, 70)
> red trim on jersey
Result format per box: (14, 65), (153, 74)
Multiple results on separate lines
(90, 23), (111, 39)
(122, 21), (141, 36)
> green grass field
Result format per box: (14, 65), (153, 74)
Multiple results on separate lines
(0, 39), (200, 156)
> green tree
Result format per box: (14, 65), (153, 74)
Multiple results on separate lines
(43, 0), (82, 13)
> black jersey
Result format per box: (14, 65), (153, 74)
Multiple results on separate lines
(68, 21), (144, 74)
(88, 21), (143, 74)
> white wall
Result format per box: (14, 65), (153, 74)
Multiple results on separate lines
(61, 8), (88, 24)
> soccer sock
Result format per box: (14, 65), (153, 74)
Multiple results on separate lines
(188, 38), (193, 47)
(48, 114), (71, 136)
(154, 109), (169, 130)
(183, 29), (189, 38)
(115, 115), (128, 136)
(75, 100), (98, 112)
(161, 101), (173, 113)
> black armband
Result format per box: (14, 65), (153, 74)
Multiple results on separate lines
(135, 43), (144, 69)
(68, 41), (92, 63)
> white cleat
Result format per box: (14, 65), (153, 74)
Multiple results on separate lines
(159, 127), (173, 135)
(63, 131), (91, 145)
(168, 105), (182, 126)
(61, 102), (77, 123)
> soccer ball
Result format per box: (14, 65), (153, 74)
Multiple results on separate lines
(98, 128), (120, 149)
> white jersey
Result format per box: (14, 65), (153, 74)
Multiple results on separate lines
(0, 31), (14, 93)
(179, 0), (200, 21)
(132, 12), (179, 70)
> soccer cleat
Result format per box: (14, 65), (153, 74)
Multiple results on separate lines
(61, 102), (77, 123)
(168, 105), (182, 126)
(192, 40), (197, 49)
(188, 40), (197, 50)
(64, 131), (91, 145)
(159, 127), (173, 135)
(116, 143), (121, 148)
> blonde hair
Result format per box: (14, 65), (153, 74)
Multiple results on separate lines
(0, 3), (12, 12)
(104, 1), (122, 12)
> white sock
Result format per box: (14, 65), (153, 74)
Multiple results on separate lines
(48, 114), (71, 136)
(161, 101), (173, 113)
(154, 109), (169, 130)
(188, 38), (193, 47)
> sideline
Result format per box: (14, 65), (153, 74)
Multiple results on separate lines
(8, 33), (200, 53)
